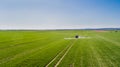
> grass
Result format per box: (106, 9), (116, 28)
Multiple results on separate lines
(0, 30), (120, 67)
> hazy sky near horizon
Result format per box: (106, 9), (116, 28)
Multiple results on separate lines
(0, 0), (120, 29)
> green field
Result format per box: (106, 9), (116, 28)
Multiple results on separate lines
(0, 30), (120, 67)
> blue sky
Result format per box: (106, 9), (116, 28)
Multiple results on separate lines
(0, 0), (120, 29)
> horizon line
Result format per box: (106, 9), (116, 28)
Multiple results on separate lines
(0, 27), (120, 30)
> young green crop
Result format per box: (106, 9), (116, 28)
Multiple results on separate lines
(0, 30), (120, 67)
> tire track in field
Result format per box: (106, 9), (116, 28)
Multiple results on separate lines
(0, 38), (61, 65)
(90, 45), (106, 67)
(96, 35), (120, 56)
(0, 39), (39, 50)
(0, 38), (24, 43)
(103, 44), (120, 66)
(45, 40), (71, 67)
(80, 50), (83, 67)
(94, 36), (118, 67)
(0, 38), (46, 50)
(96, 37), (119, 67)
(54, 39), (77, 67)
(0, 37), (39, 43)
(96, 35), (120, 66)
(97, 46), (117, 67)
(102, 45), (119, 67)
(0, 45), (45, 65)
(96, 35), (120, 47)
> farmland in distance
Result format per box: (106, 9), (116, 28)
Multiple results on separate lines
(0, 30), (120, 67)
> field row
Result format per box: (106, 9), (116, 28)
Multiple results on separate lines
(0, 31), (120, 67)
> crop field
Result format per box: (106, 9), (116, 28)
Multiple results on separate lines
(0, 30), (120, 67)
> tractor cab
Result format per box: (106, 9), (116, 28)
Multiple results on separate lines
(75, 35), (79, 38)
